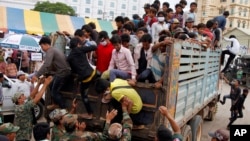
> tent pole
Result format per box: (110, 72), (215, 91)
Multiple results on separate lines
(19, 51), (22, 71)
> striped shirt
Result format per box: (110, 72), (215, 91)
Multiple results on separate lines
(150, 49), (166, 81)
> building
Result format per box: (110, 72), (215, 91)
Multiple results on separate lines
(195, 0), (250, 31)
(223, 27), (250, 53)
(0, 0), (151, 20)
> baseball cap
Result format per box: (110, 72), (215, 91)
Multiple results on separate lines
(12, 92), (23, 103)
(17, 70), (26, 77)
(186, 17), (194, 23)
(49, 109), (68, 122)
(208, 129), (229, 141)
(0, 123), (20, 135)
(171, 18), (180, 24)
(174, 28), (185, 34)
(62, 114), (78, 127)
(143, 3), (150, 9)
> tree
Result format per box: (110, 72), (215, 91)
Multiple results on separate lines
(33, 1), (76, 16)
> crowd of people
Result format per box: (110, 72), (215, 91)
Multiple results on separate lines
(0, 0), (247, 140)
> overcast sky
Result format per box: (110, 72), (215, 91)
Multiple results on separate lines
(159, 0), (195, 10)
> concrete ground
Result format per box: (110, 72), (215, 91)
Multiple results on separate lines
(201, 79), (250, 141)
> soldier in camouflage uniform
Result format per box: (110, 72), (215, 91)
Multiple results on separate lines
(49, 108), (68, 141)
(0, 122), (20, 141)
(60, 114), (102, 141)
(49, 99), (78, 141)
(98, 100), (133, 141)
(12, 76), (52, 141)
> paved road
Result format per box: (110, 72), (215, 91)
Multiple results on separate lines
(201, 79), (250, 141)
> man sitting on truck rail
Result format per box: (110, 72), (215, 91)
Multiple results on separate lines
(151, 35), (173, 88)
(156, 106), (183, 141)
(108, 35), (137, 86)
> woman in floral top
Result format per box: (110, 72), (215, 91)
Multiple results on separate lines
(5, 57), (17, 78)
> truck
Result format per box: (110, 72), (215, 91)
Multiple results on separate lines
(0, 75), (45, 123)
(44, 40), (221, 141)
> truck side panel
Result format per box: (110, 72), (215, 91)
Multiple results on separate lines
(163, 41), (220, 127)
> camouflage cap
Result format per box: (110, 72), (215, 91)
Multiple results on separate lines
(62, 114), (78, 127)
(12, 92), (23, 103)
(49, 109), (68, 122)
(0, 123), (20, 134)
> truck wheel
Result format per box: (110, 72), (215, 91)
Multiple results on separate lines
(34, 102), (44, 120)
(181, 125), (192, 141)
(189, 115), (203, 141)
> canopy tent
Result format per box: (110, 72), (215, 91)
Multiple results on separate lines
(0, 6), (116, 36)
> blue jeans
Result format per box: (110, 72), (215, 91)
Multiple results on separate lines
(222, 94), (231, 103)
(50, 76), (66, 108)
(109, 69), (131, 82)
(137, 69), (156, 83)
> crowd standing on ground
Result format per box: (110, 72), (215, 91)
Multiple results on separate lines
(0, 0), (247, 140)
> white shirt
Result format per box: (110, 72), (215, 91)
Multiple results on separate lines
(224, 37), (240, 55)
(4, 49), (13, 62)
(151, 22), (169, 43)
(183, 10), (197, 27)
(15, 79), (32, 96)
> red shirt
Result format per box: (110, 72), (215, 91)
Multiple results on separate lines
(203, 28), (214, 41)
(96, 42), (114, 73)
(144, 16), (158, 27)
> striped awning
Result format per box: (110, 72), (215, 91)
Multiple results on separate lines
(0, 6), (116, 36)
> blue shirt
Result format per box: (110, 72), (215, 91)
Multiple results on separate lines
(214, 15), (227, 31)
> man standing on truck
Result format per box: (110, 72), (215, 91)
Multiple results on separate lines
(155, 106), (183, 141)
(220, 35), (240, 73)
(67, 37), (97, 120)
(32, 37), (71, 110)
(12, 76), (52, 141)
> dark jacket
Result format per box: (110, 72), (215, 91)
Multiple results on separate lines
(67, 45), (97, 81)
(232, 94), (247, 111)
